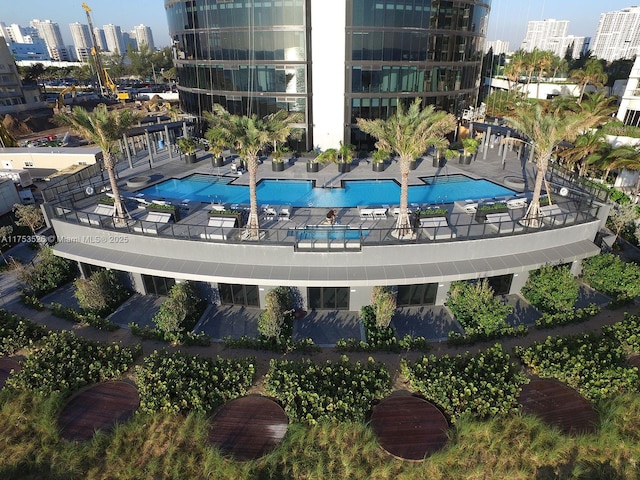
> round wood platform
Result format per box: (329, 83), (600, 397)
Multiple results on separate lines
(370, 395), (449, 461)
(0, 357), (21, 389)
(518, 378), (598, 435)
(208, 396), (288, 461)
(58, 381), (140, 441)
(629, 354), (640, 370)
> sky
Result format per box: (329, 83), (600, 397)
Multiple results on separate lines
(1, 0), (637, 51)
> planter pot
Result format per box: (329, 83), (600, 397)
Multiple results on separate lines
(372, 162), (385, 172)
(338, 163), (351, 173)
(475, 206), (508, 222)
(185, 152), (197, 164)
(306, 162), (319, 173)
(212, 156), (224, 168)
(272, 161), (285, 172)
(432, 157), (445, 168)
(409, 159), (417, 170)
(462, 154), (473, 165)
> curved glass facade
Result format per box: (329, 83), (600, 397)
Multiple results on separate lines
(164, 0), (490, 150)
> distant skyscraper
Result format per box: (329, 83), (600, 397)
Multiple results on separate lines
(549, 35), (590, 60)
(30, 19), (70, 61)
(0, 22), (50, 61)
(93, 27), (107, 52)
(69, 22), (92, 62)
(122, 32), (136, 52)
(103, 24), (124, 54)
(592, 6), (640, 61)
(520, 19), (569, 52)
(484, 40), (510, 55)
(133, 24), (155, 50)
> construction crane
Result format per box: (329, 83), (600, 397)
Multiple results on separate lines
(82, 2), (117, 98)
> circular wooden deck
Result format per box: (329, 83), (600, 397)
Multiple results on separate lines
(0, 357), (21, 389)
(58, 381), (140, 441)
(370, 395), (449, 461)
(518, 378), (598, 435)
(208, 396), (288, 461)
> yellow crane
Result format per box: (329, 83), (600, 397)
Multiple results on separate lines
(82, 2), (117, 98)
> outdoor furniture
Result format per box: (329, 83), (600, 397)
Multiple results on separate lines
(133, 211), (172, 235)
(262, 205), (277, 220)
(278, 206), (291, 221)
(485, 212), (524, 234)
(420, 216), (456, 240)
(540, 204), (577, 226)
(200, 216), (236, 240)
(506, 197), (527, 209)
(461, 200), (478, 214)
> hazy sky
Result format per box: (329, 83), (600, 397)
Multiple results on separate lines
(1, 1), (637, 50)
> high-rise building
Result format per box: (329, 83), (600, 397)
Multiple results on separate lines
(520, 19), (569, 52)
(0, 22), (50, 61)
(122, 32), (136, 52)
(484, 40), (510, 55)
(548, 35), (590, 60)
(165, 0), (491, 151)
(69, 22), (92, 62)
(592, 6), (640, 62)
(103, 24), (125, 54)
(30, 19), (70, 61)
(133, 24), (155, 50)
(93, 27), (108, 52)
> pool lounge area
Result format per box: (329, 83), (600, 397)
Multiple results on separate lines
(43, 145), (609, 313)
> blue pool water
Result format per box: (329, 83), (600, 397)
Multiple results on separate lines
(293, 225), (368, 241)
(140, 173), (515, 208)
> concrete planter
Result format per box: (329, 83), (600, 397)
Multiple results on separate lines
(432, 157), (446, 168)
(306, 162), (319, 173)
(372, 162), (385, 172)
(185, 152), (197, 164)
(212, 156), (224, 167)
(409, 159), (417, 170)
(337, 163), (351, 173)
(272, 161), (285, 172)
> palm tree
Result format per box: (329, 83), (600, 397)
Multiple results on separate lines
(534, 50), (554, 99)
(504, 50), (526, 93)
(560, 130), (607, 177)
(505, 102), (594, 227)
(357, 99), (456, 238)
(570, 59), (608, 104)
(55, 105), (141, 220)
(585, 143), (640, 183)
(204, 104), (300, 238)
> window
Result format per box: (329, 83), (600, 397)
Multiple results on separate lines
(142, 274), (176, 296)
(219, 283), (260, 306)
(307, 287), (349, 310)
(485, 274), (513, 296)
(24, 162), (34, 167)
(396, 283), (438, 306)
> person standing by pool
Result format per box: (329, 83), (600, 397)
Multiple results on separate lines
(326, 209), (337, 225)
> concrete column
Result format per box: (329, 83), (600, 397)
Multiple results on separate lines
(435, 282), (450, 305)
(123, 134), (133, 169)
(129, 272), (146, 294)
(483, 126), (492, 160)
(145, 131), (154, 165)
(508, 271), (529, 295)
(165, 124), (173, 159)
(570, 260), (582, 277)
(182, 121), (188, 138)
(349, 286), (374, 312)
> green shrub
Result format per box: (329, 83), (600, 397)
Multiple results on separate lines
(447, 324), (528, 346)
(582, 254), (640, 304)
(153, 282), (206, 334)
(401, 344), (527, 423)
(222, 335), (317, 353)
(602, 313), (640, 353)
(17, 247), (76, 297)
(7, 331), (140, 396)
(534, 303), (600, 329)
(265, 356), (391, 424)
(136, 350), (255, 414)
(129, 323), (211, 346)
(0, 309), (48, 355)
(49, 302), (119, 331)
(521, 264), (579, 314)
(516, 333), (639, 402)
(20, 293), (45, 310)
(74, 269), (131, 316)
(371, 286), (396, 328)
(446, 280), (513, 336)
(257, 286), (293, 339)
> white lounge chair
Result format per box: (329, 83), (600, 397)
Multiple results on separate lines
(262, 205), (277, 220)
(540, 204), (576, 226)
(200, 216), (236, 240)
(278, 206), (291, 220)
(420, 216), (456, 240)
(486, 212), (524, 234)
(373, 208), (387, 219)
(506, 197), (527, 209)
(461, 200), (478, 214)
(79, 204), (113, 226)
(359, 207), (375, 220)
(133, 211), (172, 235)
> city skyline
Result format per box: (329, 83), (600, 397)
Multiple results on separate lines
(1, 1), (638, 54)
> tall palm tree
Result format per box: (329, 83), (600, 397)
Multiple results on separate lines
(570, 59), (608, 104)
(204, 104), (300, 238)
(55, 105), (141, 220)
(505, 102), (594, 227)
(534, 50), (554, 99)
(357, 99), (456, 238)
(585, 143), (640, 183)
(560, 129), (607, 177)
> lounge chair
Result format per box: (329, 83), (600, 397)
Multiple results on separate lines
(79, 204), (113, 226)
(506, 197), (527, 209)
(133, 211), (172, 235)
(540, 204), (577, 226)
(461, 200), (478, 214)
(200, 216), (236, 240)
(359, 207), (375, 220)
(262, 205), (277, 220)
(373, 208), (387, 219)
(278, 206), (291, 220)
(420, 216), (456, 240)
(230, 163), (244, 175)
(391, 206), (413, 216)
(485, 212), (524, 234)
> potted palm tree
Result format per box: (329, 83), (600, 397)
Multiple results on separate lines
(271, 146), (288, 172)
(177, 136), (198, 164)
(205, 128), (226, 167)
(371, 148), (389, 172)
(461, 137), (480, 165)
(315, 148), (338, 171)
(336, 141), (355, 173)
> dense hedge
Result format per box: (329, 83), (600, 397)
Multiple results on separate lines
(516, 333), (639, 402)
(136, 350), (255, 414)
(534, 303), (600, 329)
(521, 265), (579, 315)
(335, 306), (429, 352)
(0, 309), (48, 355)
(49, 302), (119, 331)
(401, 344), (527, 423)
(129, 323), (211, 346)
(74, 270), (131, 316)
(17, 247), (76, 297)
(222, 335), (317, 353)
(153, 281), (206, 334)
(265, 356), (391, 424)
(581, 254), (640, 305)
(602, 313), (640, 353)
(7, 331), (141, 396)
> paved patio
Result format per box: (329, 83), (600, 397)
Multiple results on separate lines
(109, 294), (166, 329)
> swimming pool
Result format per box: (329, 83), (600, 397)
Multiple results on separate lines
(140, 173), (515, 208)
(293, 225), (368, 241)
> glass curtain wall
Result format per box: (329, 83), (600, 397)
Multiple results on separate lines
(165, 0), (311, 148)
(347, 0), (491, 149)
